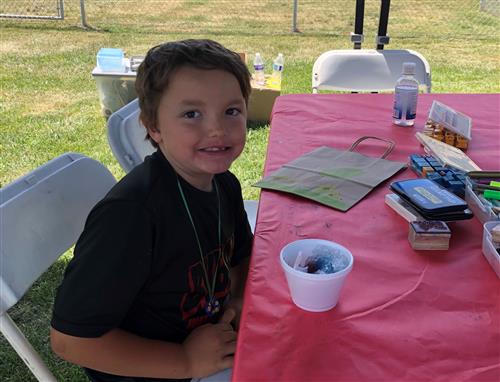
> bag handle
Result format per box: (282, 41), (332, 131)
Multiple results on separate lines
(348, 136), (395, 159)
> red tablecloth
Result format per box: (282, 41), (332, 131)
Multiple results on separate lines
(233, 94), (500, 382)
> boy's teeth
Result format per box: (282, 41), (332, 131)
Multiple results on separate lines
(204, 147), (226, 151)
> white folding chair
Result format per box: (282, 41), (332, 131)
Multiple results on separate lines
(312, 49), (431, 93)
(0, 153), (116, 381)
(107, 99), (258, 233)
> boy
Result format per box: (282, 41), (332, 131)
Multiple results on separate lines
(50, 39), (253, 382)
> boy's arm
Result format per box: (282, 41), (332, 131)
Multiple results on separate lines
(51, 327), (190, 378)
(50, 311), (236, 379)
(227, 256), (250, 328)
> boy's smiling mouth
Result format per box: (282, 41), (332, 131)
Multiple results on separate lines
(200, 146), (230, 152)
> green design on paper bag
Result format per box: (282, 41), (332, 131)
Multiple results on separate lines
(325, 168), (364, 178)
(255, 145), (406, 212)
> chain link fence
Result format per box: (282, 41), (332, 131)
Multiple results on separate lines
(0, 0), (64, 19)
(1, 1), (499, 40)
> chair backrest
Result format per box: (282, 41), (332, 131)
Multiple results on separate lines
(0, 153), (116, 315)
(107, 98), (155, 173)
(312, 49), (431, 93)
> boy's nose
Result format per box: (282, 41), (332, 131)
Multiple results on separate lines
(207, 118), (226, 137)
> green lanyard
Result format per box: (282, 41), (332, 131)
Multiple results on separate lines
(176, 176), (222, 316)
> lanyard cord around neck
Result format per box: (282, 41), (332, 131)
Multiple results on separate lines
(176, 176), (221, 305)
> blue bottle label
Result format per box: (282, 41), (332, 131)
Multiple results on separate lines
(253, 64), (264, 71)
(272, 63), (283, 72)
(393, 86), (418, 120)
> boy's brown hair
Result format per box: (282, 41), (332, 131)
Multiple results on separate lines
(135, 39), (252, 148)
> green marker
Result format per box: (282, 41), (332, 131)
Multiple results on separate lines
(490, 181), (500, 188)
(484, 189), (500, 201)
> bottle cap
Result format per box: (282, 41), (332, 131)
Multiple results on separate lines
(402, 62), (416, 75)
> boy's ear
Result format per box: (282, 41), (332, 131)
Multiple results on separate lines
(140, 116), (162, 144)
(147, 126), (162, 144)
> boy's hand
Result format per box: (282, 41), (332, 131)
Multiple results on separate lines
(182, 309), (237, 378)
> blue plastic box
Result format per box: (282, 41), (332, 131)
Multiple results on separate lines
(97, 48), (125, 72)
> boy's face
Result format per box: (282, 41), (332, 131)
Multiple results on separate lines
(149, 66), (247, 191)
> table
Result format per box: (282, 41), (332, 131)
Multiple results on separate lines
(233, 94), (500, 381)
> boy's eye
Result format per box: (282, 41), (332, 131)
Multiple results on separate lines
(183, 110), (200, 119)
(226, 108), (241, 116)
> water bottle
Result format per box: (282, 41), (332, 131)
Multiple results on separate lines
(268, 53), (284, 89)
(392, 62), (419, 127)
(253, 53), (266, 86)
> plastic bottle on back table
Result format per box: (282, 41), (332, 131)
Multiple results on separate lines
(392, 62), (419, 127)
(253, 53), (266, 86)
(268, 53), (284, 90)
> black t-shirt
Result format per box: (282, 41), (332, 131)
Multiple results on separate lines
(51, 151), (253, 382)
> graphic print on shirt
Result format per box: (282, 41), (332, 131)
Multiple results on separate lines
(180, 236), (234, 329)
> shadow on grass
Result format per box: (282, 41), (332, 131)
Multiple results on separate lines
(0, 20), (110, 33)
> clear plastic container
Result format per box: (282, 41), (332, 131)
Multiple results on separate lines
(393, 62), (419, 127)
(92, 56), (136, 118)
(464, 177), (500, 224)
(97, 48), (125, 72)
(427, 100), (472, 140)
(482, 222), (500, 278)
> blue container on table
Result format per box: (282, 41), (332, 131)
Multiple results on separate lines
(97, 48), (125, 72)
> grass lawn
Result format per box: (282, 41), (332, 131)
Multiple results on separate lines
(0, 0), (499, 380)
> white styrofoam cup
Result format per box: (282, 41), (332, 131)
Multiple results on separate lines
(280, 239), (353, 312)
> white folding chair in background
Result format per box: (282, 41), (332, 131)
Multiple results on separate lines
(312, 49), (431, 93)
(107, 99), (258, 233)
(0, 153), (116, 381)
